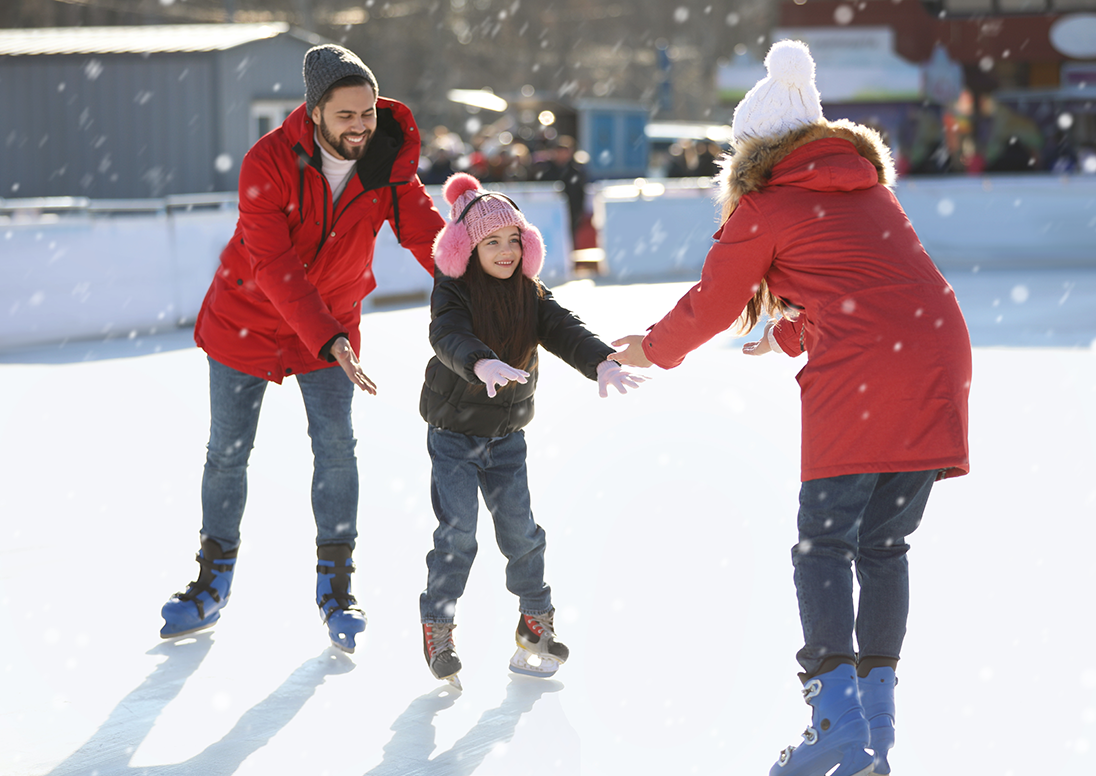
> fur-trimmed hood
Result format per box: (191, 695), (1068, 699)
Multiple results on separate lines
(717, 119), (896, 222)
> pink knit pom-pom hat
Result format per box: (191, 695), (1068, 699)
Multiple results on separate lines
(432, 172), (544, 279)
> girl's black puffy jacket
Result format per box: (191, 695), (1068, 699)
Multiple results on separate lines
(419, 276), (615, 438)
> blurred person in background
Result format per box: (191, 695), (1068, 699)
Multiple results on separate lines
(535, 136), (588, 248)
(159, 44), (445, 654)
(983, 97), (1043, 173)
(667, 139), (721, 178)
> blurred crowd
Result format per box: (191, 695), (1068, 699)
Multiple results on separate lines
(419, 127), (590, 247)
(893, 97), (1093, 176)
(417, 97), (1093, 251)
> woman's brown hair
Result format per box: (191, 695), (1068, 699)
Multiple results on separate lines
(734, 279), (792, 335)
(463, 247), (545, 374)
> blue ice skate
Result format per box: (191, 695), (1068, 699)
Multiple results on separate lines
(858, 667), (897, 775)
(316, 544), (367, 653)
(770, 664), (874, 776)
(160, 537), (237, 638)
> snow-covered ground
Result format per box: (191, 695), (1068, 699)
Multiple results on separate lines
(2, 268), (1095, 776)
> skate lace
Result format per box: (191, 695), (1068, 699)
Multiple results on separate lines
(776, 680), (824, 766)
(525, 613), (555, 639)
(426, 623), (456, 657)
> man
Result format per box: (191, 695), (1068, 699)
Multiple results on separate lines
(160, 44), (445, 653)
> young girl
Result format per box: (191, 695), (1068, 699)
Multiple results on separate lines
(613, 41), (971, 776)
(418, 172), (642, 688)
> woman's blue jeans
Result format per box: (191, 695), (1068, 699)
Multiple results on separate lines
(200, 357), (358, 552)
(420, 426), (552, 622)
(793, 470), (938, 678)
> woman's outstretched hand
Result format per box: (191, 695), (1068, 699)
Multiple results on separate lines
(610, 335), (654, 368)
(742, 337), (772, 355)
(331, 336), (378, 394)
(742, 319), (777, 356)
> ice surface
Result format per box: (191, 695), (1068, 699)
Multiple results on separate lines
(1, 273), (1094, 775)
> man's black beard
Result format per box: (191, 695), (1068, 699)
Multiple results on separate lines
(320, 118), (370, 161)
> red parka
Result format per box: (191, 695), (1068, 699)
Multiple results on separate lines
(642, 121), (971, 481)
(195, 99), (445, 382)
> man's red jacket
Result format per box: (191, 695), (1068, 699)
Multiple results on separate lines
(195, 99), (444, 382)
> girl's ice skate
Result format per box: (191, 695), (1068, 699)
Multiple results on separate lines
(770, 664), (873, 776)
(509, 611), (568, 678)
(423, 622), (463, 690)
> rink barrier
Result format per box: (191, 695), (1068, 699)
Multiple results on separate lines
(593, 174), (1096, 281)
(0, 184), (571, 352)
(2, 175), (1095, 351)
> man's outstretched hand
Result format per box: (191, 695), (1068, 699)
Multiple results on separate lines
(331, 337), (377, 394)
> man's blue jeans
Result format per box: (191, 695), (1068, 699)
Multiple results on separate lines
(793, 470), (938, 678)
(420, 426), (552, 622)
(200, 357), (358, 551)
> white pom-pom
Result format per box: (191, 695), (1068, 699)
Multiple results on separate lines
(765, 39), (815, 86)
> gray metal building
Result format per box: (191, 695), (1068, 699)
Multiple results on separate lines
(0, 23), (325, 199)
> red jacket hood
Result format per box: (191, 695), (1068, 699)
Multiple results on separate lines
(769, 138), (881, 194)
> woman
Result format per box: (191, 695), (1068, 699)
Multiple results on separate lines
(613, 40), (971, 776)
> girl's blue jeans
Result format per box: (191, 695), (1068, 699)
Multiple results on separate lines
(793, 470), (938, 678)
(420, 426), (552, 622)
(200, 356), (359, 552)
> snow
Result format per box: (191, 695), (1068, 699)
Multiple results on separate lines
(2, 270), (1095, 775)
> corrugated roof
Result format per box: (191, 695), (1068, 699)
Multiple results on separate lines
(0, 23), (299, 56)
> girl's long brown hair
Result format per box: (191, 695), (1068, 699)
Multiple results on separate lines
(464, 249), (544, 374)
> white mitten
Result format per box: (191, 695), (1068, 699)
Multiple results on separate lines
(596, 359), (645, 398)
(473, 358), (529, 398)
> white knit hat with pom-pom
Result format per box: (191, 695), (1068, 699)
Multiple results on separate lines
(730, 39), (823, 144)
(432, 172), (544, 279)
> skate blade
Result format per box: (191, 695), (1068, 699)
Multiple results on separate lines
(509, 647), (561, 677)
(160, 614), (220, 639)
(329, 627), (366, 654)
(445, 673), (463, 691)
(330, 637), (356, 654)
(325, 613), (367, 654)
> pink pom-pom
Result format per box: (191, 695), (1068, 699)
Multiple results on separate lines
(442, 172), (482, 206)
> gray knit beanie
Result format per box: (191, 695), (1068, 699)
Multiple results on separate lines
(303, 44), (378, 115)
